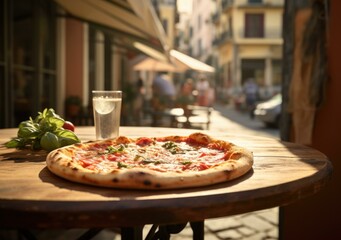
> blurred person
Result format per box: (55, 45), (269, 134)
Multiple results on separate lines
(196, 77), (209, 106)
(152, 72), (176, 110)
(243, 78), (259, 118)
(177, 78), (195, 107)
(206, 84), (215, 107)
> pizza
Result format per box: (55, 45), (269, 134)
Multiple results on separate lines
(46, 132), (253, 190)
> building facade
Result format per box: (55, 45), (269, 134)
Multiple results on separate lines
(188, 0), (215, 64)
(212, 0), (284, 101)
(153, 0), (178, 50)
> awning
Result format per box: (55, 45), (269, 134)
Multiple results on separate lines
(133, 50), (215, 73)
(170, 50), (215, 73)
(133, 57), (183, 72)
(54, 0), (169, 61)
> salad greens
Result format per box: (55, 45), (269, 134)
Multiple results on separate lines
(5, 108), (80, 151)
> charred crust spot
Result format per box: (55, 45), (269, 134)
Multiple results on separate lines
(50, 151), (60, 159)
(112, 178), (119, 183)
(224, 169), (232, 174)
(71, 167), (78, 171)
(155, 183), (162, 188)
(143, 180), (152, 186)
(137, 171), (152, 176)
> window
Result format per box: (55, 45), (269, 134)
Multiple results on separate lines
(245, 14), (264, 38)
(241, 59), (265, 86)
(0, 0), (6, 127)
(248, 0), (262, 3)
(0, 0), (57, 127)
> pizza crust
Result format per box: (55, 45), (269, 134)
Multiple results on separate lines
(46, 133), (253, 190)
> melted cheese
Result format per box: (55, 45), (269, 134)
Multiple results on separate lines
(73, 140), (227, 173)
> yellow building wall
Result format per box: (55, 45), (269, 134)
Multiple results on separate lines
(238, 45), (282, 59)
(232, 4), (283, 40)
(159, 5), (175, 49)
(219, 44), (232, 65)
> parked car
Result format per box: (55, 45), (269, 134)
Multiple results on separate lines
(254, 94), (282, 127)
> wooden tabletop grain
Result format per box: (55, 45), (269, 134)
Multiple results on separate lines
(0, 127), (333, 229)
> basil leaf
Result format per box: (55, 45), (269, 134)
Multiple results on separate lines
(107, 144), (125, 154)
(5, 139), (21, 148)
(5, 108), (80, 151)
(55, 129), (79, 141)
(54, 129), (80, 147)
(162, 141), (177, 149)
(48, 116), (65, 129)
(117, 162), (128, 168)
(18, 126), (40, 139)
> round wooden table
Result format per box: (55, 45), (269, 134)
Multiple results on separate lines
(0, 127), (333, 239)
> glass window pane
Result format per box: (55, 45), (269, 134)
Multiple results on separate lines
(241, 59), (265, 85)
(0, 66), (5, 127)
(13, 0), (34, 66)
(249, 0), (262, 3)
(245, 14), (264, 38)
(41, 1), (56, 69)
(42, 74), (56, 109)
(0, 0), (4, 62)
(14, 69), (34, 125)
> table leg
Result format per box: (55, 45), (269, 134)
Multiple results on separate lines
(190, 221), (205, 240)
(18, 229), (37, 240)
(121, 226), (143, 240)
(146, 223), (187, 240)
(77, 228), (102, 240)
(121, 221), (204, 240)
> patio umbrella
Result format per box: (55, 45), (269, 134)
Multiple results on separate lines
(170, 50), (215, 73)
(133, 50), (215, 73)
(133, 57), (186, 72)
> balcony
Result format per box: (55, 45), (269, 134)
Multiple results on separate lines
(222, 0), (234, 12)
(212, 30), (233, 46)
(239, 28), (282, 39)
(211, 11), (220, 24)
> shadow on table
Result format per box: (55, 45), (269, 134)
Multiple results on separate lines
(0, 147), (47, 163)
(38, 166), (255, 199)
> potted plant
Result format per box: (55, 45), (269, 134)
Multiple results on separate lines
(65, 95), (82, 118)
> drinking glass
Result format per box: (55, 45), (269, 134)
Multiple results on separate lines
(92, 90), (122, 139)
